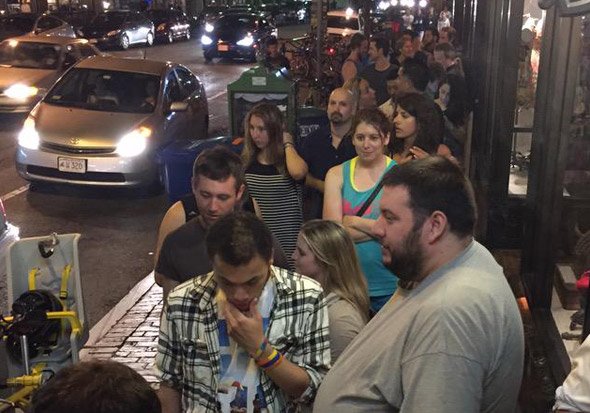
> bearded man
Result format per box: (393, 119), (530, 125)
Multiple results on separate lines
(314, 156), (524, 413)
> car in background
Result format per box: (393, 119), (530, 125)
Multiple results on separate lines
(201, 12), (276, 62)
(78, 11), (154, 50)
(326, 9), (361, 38)
(0, 35), (101, 113)
(0, 13), (75, 41)
(0, 199), (19, 312)
(16, 56), (209, 187)
(147, 9), (191, 43)
(194, 3), (228, 36)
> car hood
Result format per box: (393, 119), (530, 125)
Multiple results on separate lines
(0, 67), (57, 90)
(35, 103), (152, 148)
(217, 26), (252, 41)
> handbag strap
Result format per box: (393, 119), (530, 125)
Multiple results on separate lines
(356, 179), (384, 217)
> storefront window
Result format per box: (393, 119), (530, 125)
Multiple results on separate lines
(509, 0), (545, 196)
(554, 13), (590, 354)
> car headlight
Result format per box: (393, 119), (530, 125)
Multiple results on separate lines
(17, 117), (40, 150)
(77, 29), (84, 37)
(236, 34), (254, 47)
(5, 84), (38, 100)
(205, 22), (214, 32)
(157, 23), (166, 32)
(201, 34), (213, 45)
(107, 29), (121, 37)
(116, 126), (151, 157)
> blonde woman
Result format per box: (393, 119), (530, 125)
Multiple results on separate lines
(292, 220), (370, 361)
(242, 102), (308, 269)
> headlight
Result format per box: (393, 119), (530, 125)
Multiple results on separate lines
(157, 23), (166, 32)
(236, 34), (254, 47)
(17, 117), (40, 150)
(205, 22), (214, 32)
(201, 34), (213, 45)
(5, 84), (38, 100)
(77, 29), (84, 37)
(116, 126), (151, 157)
(107, 29), (121, 37)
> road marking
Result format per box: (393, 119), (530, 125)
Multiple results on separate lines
(209, 91), (227, 101)
(1, 185), (29, 202)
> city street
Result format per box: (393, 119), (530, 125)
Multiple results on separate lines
(0, 24), (306, 327)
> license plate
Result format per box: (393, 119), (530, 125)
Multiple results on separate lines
(217, 44), (229, 51)
(58, 157), (86, 173)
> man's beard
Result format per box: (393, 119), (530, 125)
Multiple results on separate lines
(329, 112), (344, 125)
(383, 226), (425, 283)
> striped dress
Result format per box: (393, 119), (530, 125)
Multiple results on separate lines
(245, 160), (303, 270)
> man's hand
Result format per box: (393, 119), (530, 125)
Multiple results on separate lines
(224, 298), (265, 355)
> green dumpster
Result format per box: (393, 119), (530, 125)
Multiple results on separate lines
(227, 66), (298, 137)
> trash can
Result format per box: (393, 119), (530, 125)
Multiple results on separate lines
(158, 136), (241, 203)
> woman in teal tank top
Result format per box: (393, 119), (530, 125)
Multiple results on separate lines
(323, 108), (398, 313)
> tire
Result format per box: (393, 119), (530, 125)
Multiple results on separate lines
(146, 31), (154, 47)
(120, 34), (129, 50)
(167, 30), (174, 44)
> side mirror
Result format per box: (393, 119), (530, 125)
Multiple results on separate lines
(169, 101), (189, 112)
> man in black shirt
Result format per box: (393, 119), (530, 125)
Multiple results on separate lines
(265, 36), (290, 71)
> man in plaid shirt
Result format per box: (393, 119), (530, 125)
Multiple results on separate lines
(156, 212), (330, 413)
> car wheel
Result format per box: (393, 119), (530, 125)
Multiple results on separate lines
(185, 30), (191, 40)
(120, 33), (130, 50)
(167, 31), (174, 43)
(146, 31), (154, 47)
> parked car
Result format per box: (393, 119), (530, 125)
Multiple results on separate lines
(0, 13), (75, 41)
(78, 11), (155, 50)
(0, 200), (19, 313)
(147, 9), (191, 43)
(0, 35), (101, 113)
(201, 12), (276, 62)
(15, 56), (209, 187)
(326, 10), (361, 38)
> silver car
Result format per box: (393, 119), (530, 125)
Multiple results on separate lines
(0, 35), (101, 113)
(15, 55), (209, 187)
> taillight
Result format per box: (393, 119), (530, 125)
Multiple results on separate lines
(326, 47), (336, 56)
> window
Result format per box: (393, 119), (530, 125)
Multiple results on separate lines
(175, 67), (198, 99)
(36, 16), (62, 31)
(164, 71), (182, 103)
(77, 44), (98, 58)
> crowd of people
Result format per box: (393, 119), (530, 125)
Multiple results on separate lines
(26, 14), (542, 413)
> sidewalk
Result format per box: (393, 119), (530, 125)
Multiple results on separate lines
(79, 272), (162, 384)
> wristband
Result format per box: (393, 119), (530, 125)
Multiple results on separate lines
(284, 142), (294, 148)
(264, 352), (284, 371)
(251, 337), (269, 360)
(258, 348), (281, 369)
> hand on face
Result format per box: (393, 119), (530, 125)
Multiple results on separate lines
(223, 298), (265, 355)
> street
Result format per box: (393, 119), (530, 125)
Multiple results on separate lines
(0, 24), (306, 327)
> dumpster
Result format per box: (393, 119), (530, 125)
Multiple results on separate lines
(228, 66), (298, 137)
(158, 136), (242, 203)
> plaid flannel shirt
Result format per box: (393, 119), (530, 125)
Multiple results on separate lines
(155, 266), (331, 412)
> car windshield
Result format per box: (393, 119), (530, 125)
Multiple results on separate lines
(327, 15), (359, 30)
(44, 68), (161, 114)
(91, 13), (127, 25)
(218, 15), (255, 29)
(0, 41), (60, 70)
(0, 15), (35, 32)
(147, 10), (169, 19)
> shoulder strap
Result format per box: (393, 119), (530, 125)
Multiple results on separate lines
(356, 179), (384, 217)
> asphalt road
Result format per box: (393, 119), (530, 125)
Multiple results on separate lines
(0, 24), (307, 327)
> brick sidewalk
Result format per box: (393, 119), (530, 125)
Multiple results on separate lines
(81, 282), (163, 384)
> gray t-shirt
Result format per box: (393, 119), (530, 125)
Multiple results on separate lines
(326, 292), (367, 362)
(313, 241), (524, 413)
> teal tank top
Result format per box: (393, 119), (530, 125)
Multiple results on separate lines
(342, 156), (398, 297)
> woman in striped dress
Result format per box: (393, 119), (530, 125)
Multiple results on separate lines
(242, 103), (308, 269)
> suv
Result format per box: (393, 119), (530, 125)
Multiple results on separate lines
(326, 10), (361, 38)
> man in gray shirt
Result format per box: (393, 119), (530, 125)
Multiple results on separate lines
(314, 157), (524, 413)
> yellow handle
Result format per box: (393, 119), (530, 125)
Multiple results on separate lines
(27, 268), (40, 291)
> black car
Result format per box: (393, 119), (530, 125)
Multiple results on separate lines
(147, 9), (191, 43)
(201, 12), (276, 62)
(0, 13), (75, 41)
(79, 11), (155, 50)
(194, 4), (228, 35)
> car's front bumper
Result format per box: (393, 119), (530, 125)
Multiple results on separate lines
(16, 144), (159, 187)
(203, 43), (255, 59)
